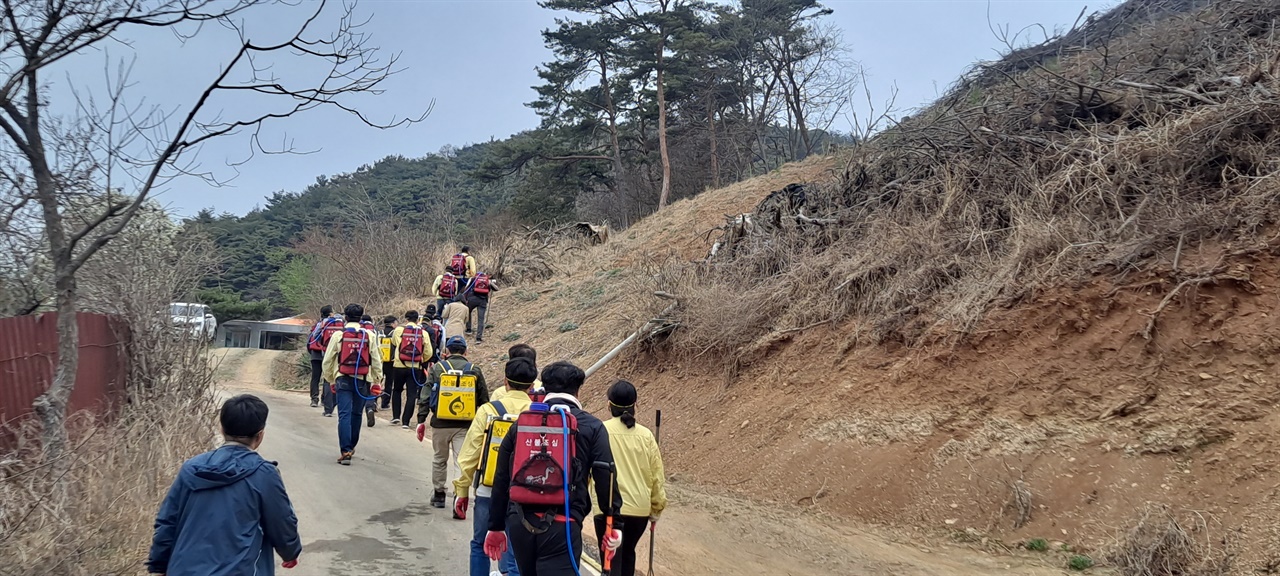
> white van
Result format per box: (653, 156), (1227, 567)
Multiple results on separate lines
(170, 303), (216, 341)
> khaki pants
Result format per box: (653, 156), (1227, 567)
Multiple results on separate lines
(431, 426), (466, 493)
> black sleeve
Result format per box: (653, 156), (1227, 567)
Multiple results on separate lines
(591, 423), (623, 520)
(475, 366), (490, 406)
(487, 429), (516, 533)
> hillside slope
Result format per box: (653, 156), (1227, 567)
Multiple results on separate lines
(485, 157), (1279, 573)
(477, 1), (1280, 572)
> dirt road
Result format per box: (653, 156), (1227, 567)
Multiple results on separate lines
(212, 348), (1071, 576)
(212, 348), (473, 576)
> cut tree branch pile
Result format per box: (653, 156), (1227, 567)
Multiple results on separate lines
(671, 0), (1280, 362)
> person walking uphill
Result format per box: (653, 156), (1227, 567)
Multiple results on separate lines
(148, 394), (301, 576)
(416, 336), (489, 508)
(380, 316), (398, 411)
(453, 357), (538, 576)
(442, 297), (470, 341)
(484, 361), (624, 576)
(390, 310), (433, 428)
(432, 266), (461, 319)
(306, 305), (343, 413)
(594, 381), (667, 576)
(463, 271), (497, 343)
(322, 303), (384, 465)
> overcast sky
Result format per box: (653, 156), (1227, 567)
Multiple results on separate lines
(58, 0), (1102, 217)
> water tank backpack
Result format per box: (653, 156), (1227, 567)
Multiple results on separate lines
(379, 335), (393, 363)
(450, 253), (467, 276)
(510, 403), (578, 506)
(439, 274), (458, 299)
(473, 273), (491, 295)
(309, 318), (342, 352)
(475, 401), (518, 488)
(528, 388), (547, 404)
(431, 360), (476, 421)
(360, 320), (375, 331)
(398, 325), (426, 363)
(337, 328), (372, 377)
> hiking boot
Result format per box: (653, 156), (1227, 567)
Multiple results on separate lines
(431, 490), (446, 508)
(475, 337), (484, 344)
(402, 424), (411, 430)
(366, 409), (376, 428)
(310, 399), (319, 408)
(390, 418), (401, 425)
(337, 452), (353, 465)
(323, 411), (333, 417)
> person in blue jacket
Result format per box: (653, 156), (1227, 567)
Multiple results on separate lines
(147, 394), (302, 576)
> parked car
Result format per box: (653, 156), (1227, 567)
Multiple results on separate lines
(170, 303), (216, 342)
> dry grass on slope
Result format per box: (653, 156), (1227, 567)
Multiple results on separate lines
(665, 0), (1280, 366)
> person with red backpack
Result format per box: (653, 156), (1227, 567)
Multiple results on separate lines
(451, 246), (477, 280)
(484, 361), (623, 576)
(432, 265), (461, 320)
(321, 304), (384, 466)
(389, 310), (433, 428)
(306, 306), (343, 415)
(462, 271), (497, 344)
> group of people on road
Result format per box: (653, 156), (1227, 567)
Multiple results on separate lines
(147, 247), (668, 576)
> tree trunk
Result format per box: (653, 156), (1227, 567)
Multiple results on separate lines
(656, 35), (672, 210)
(33, 271), (77, 469)
(31, 154), (77, 482)
(600, 55), (626, 190)
(708, 93), (721, 189)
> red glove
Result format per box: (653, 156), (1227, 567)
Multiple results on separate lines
(483, 530), (507, 560)
(281, 558), (298, 569)
(454, 496), (469, 520)
(415, 423), (427, 442)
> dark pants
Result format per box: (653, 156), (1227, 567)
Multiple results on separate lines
(380, 361), (395, 408)
(507, 513), (582, 576)
(321, 380), (335, 415)
(335, 376), (370, 454)
(466, 299), (488, 340)
(309, 357), (323, 403)
(472, 496), (520, 576)
(594, 515), (647, 576)
(395, 366), (425, 424)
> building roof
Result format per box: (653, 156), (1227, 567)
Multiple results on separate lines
(267, 316), (313, 327)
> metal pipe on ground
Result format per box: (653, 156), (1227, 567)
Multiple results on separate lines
(584, 301), (678, 378)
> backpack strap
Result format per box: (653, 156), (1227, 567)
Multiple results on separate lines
(464, 362), (474, 374)
(492, 400), (506, 418)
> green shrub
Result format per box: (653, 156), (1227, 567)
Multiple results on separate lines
(558, 322), (579, 333)
(1067, 555), (1093, 571)
(502, 332), (521, 342)
(1025, 539), (1049, 552)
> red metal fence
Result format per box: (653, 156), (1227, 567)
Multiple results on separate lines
(0, 313), (129, 424)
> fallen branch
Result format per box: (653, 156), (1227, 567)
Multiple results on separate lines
(777, 319), (833, 336)
(1114, 79), (1220, 106)
(1142, 269), (1251, 340)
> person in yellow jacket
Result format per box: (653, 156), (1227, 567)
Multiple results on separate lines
(389, 310), (433, 428)
(592, 380), (667, 576)
(458, 245), (477, 279)
(451, 357), (537, 576)
(321, 303), (384, 465)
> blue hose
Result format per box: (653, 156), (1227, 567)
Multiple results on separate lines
(348, 329), (377, 402)
(561, 409), (581, 576)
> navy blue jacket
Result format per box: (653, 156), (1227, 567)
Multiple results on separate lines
(147, 444), (301, 576)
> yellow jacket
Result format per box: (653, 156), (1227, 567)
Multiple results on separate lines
(431, 274), (445, 299)
(454, 389), (533, 498)
(390, 322), (432, 369)
(321, 323), (384, 384)
(593, 418), (667, 518)
(463, 254), (477, 278)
